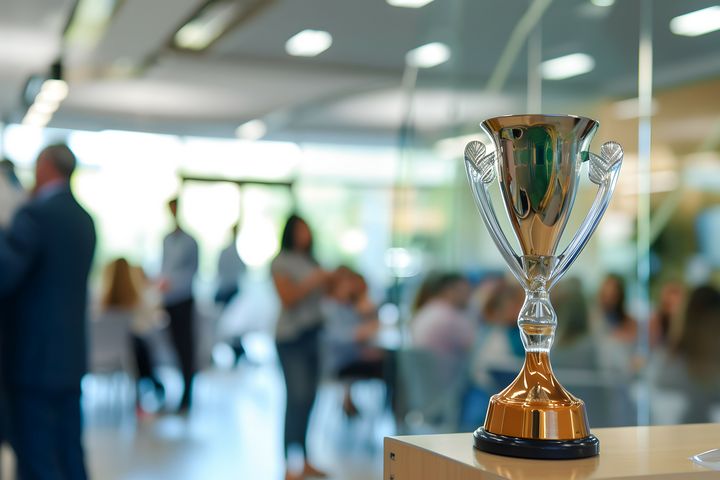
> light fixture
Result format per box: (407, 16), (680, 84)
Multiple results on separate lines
(235, 119), (267, 140)
(21, 75), (68, 128)
(28, 101), (60, 115)
(285, 29), (333, 57)
(175, 0), (240, 51)
(405, 42), (451, 68)
(670, 6), (720, 37)
(22, 110), (52, 127)
(36, 79), (69, 103)
(541, 53), (595, 80)
(387, 0), (434, 8)
(590, 0), (614, 7)
(64, 0), (119, 47)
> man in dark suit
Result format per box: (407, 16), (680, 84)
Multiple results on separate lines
(0, 144), (96, 480)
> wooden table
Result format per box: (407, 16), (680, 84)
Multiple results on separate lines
(384, 424), (720, 479)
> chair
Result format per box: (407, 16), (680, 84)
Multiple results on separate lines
(395, 348), (468, 434)
(85, 310), (135, 422)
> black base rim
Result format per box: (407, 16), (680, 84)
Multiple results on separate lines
(473, 428), (599, 460)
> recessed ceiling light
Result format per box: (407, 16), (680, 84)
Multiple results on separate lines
(590, 0), (614, 7)
(405, 42), (451, 68)
(670, 6), (720, 37)
(285, 29), (333, 57)
(387, 0), (434, 8)
(541, 53), (595, 80)
(236, 119), (267, 140)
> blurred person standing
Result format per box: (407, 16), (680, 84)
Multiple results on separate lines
(160, 197), (198, 413)
(215, 223), (247, 363)
(215, 223), (246, 306)
(0, 144), (95, 480)
(0, 158), (25, 471)
(271, 214), (329, 480)
(0, 158), (25, 227)
(98, 258), (167, 413)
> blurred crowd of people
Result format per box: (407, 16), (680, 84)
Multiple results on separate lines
(0, 144), (245, 480)
(0, 145), (719, 480)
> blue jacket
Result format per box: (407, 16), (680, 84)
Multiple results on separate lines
(0, 187), (96, 390)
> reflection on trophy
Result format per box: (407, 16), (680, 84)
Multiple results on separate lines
(464, 114), (623, 459)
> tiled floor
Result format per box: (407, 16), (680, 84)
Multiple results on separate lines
(82, 339), (390, 480)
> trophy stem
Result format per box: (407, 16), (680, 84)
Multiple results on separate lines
(518, 255), (559, 353)
(518, 288), (556, 353)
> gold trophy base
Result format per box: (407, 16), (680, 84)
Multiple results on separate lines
(473, 352), (600, 459)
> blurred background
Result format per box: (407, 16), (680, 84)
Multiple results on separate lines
(1, 0), (720, 479)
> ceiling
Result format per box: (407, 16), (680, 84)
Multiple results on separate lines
(0, 0), (719, 143)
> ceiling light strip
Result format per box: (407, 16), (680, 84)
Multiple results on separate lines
(486, 0), (552, 92)
(22, 79), (69, 128)
(172, 0), (277, 52)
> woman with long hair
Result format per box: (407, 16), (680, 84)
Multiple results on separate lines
(271, 214), (329, 480)
(99, 258), (166, 412)
(597, 273), (637, 342)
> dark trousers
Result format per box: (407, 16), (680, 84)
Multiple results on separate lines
(131, 335), (161, 385)
(166, 298), (196, 409)
(8, 387), (86, 480)
(276, 328), (320, 456)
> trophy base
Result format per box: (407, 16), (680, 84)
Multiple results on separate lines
(473, 428), (599, 459)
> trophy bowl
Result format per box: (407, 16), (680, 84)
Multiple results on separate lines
(464, 114), (623, 459)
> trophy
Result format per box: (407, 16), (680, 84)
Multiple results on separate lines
(464, 114), (622, 459)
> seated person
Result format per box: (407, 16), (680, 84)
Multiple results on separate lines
(322, 267), (383, 416)
(471, 279), (526, 388)
(97, 258), (168, 413)
(651, 285), (720, 423)
(411, 272), (475, 363)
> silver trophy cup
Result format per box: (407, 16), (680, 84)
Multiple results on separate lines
(464, 114), (623, 459)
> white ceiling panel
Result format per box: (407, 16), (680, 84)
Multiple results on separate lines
(61, 54), (400, 121)
(87, 0), (202, 64)
(0, 0), (719, 142)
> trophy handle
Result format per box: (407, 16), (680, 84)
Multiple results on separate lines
(549, 141), (623, 289)
(464, 141), (525, 285)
